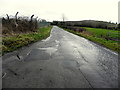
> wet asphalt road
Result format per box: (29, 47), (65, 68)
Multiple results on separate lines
(2, 26), (118, 88)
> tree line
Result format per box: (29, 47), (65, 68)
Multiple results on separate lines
(51, 20), (120, 30)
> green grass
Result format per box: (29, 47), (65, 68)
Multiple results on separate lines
(62, 27), (120, 53)
(2, 26), (52, 55)
(82, 27), (120, 39)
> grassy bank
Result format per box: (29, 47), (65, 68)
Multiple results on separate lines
(61, 27), (120, 53)
(2, 26), (52, 55)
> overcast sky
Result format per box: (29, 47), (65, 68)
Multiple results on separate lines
(0, 0), (119, 22)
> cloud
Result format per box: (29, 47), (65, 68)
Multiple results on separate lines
(0, 0), (119, 22)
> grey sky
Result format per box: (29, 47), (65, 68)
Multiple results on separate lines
(118, 1), (120, 23)
(0, 0), (119, 22)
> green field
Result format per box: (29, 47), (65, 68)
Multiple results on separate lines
(83, 27), (120, 39)
(62, 27), (120, 53)
(2, 26), (52, 55)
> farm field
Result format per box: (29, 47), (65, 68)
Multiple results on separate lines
(83, 27), (120, 40)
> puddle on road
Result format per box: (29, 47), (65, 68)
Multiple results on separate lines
(24, 38), (59, 61)
(38, 47), (57, 56)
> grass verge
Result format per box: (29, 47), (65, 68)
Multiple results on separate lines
(61, 27), (120, 53)
(2, 26), (52, 55)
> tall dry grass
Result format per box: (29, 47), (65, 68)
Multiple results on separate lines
(2, 12), (38, 36)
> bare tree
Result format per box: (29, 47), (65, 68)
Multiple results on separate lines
(62, 14), (67, 22)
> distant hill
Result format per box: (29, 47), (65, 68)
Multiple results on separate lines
(52, 20), (118, 30)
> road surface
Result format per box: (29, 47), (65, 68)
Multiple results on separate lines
(2, 26), (118, 88)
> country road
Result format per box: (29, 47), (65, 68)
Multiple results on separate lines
(2, 26), (118, 88)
